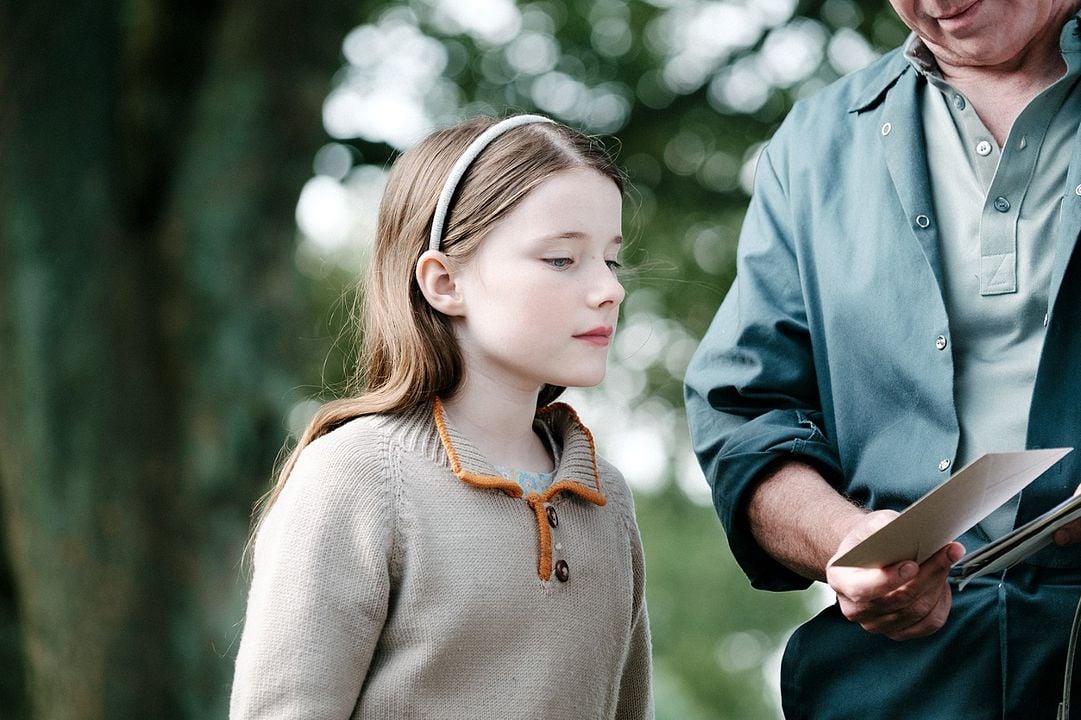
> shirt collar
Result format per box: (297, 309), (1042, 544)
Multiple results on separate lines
(847, 49), (913, 113)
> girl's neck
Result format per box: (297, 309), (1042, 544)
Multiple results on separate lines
(440, 381), (554, 473)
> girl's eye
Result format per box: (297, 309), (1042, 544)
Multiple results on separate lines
(546, 257), (573, 269)
(606, 259), (623, 271)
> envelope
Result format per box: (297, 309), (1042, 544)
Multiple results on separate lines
(832, 448), (1073, 568)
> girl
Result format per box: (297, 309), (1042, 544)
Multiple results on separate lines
(230, 114), (653, 719)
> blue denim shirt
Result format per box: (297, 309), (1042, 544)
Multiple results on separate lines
(685, 35), (1081, 593)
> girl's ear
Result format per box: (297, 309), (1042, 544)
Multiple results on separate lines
(415, 250), (465, 316)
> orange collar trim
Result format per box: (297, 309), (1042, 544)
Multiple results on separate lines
(432, 397), (606, 504)
(432, 397), (524, 498)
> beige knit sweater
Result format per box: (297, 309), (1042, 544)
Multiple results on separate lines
(230, 399), (653, 719)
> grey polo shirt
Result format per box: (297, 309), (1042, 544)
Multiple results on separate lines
(905, 25), (1081, 539)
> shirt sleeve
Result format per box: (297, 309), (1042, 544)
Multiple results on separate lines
(229, 430), (394, 719)
(684, 140), (844, 592)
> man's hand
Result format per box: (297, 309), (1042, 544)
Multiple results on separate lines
(1053, 484), (1081, 546)
(826, 510), (965, 641)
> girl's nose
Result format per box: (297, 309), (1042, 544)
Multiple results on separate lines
(590, 261), (625, 307)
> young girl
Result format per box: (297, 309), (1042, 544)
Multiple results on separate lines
(230, 114), (653, 719)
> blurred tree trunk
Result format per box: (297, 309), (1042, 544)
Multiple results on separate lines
(0, 0), (360, 717)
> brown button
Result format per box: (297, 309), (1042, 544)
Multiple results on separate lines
(545, 505), (559, 528)
(554, 559), (569, 582)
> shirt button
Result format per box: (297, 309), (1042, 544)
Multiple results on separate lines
(938, 458), (951, 472)
(554, 559), (570, 582)
(975, 140), (992, 156)
(915, 214), (931, 228)
(953, 94), (966, 110)
(1075, 184), (1081, 196)
(935, 335), (947, 351)
(881, 122), (892, 136)
(994, 196), (1011, 212)
(545, 505), (559, 528)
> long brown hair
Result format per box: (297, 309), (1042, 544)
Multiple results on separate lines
(253, 116), (623, 526)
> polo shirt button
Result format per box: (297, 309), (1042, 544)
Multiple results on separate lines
(975, 140), (992, 156)
(554, 559), (570, 582)
(994, 196), (1011, 212)
(935, 335), (947, 351)
(1075, 184), (1081, 196)
(953, 94), (966, 110)
(545, 505), (559, 528)
(915, 214), (931, 228)
(938, 458), (951, 472)
(881, 122), (892, 136)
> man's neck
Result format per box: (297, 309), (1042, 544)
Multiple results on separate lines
(935, 15), (1071, 146)
(943, 57), (1065, 146)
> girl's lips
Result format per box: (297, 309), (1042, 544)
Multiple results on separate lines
(574, 326), (613, 346)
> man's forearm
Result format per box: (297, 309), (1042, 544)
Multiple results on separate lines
(746, 460), (867, 582)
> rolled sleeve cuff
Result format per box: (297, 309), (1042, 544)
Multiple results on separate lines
(708, 409), (844, 592)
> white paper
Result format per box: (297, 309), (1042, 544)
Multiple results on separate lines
(832, 448), (1073, 568)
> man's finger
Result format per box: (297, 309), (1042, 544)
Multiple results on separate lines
(884, 585), (953, 641)
(1054, 519), (1081, 546)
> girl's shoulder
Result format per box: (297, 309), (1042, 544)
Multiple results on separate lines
(254, 413), (413, 561)
(300, 403), (435, 467)
(282, 408), (424, 504)
(594, 453), (639, 520)
(297, 415), (391, 472)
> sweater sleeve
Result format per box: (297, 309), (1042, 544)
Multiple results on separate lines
(230, 428), (395, 719)
(615, 507), (654, 720)
(684, 140), (843, 592)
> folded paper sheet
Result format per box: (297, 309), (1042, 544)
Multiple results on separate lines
(952, 492), (1081, 589)
(832, 448), (1073, 569)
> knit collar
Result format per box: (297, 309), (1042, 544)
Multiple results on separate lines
(432, 396), (607, 508)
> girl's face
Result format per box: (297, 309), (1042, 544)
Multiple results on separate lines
(452, 167), (625, 396)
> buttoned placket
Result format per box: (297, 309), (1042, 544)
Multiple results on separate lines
(545, 501), (571, 583)
(874, 75), (963, 482)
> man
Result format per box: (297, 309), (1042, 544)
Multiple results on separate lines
(685, 1), (1081, 717)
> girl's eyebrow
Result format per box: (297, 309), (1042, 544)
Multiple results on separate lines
(532, 231), (624, 245)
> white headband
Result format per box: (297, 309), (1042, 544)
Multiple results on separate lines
(427, 114), (555, 252)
